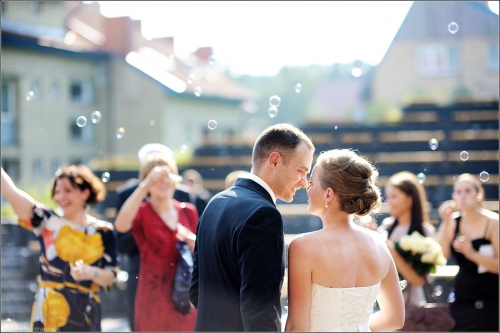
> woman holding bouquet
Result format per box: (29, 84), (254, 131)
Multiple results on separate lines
(1, 165), (117, 332)
(377, 171), (436, 306)
(437, 173), (498, 331)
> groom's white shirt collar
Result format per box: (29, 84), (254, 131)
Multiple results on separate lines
(243, 173), (277, 205)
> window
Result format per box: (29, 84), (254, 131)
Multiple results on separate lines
(1, 81), (17, 145)
(1, 160), (20, 183)
(31, 1), (41, 13)
(487, 43), (499, 73)
(70, 120), (93, 143)
(416, 44), (460, 77)
(32, 158), (44, 179)
(49, 82), (60, 100)
(70, 80), (94, 104)
(31, 80), (41, 100)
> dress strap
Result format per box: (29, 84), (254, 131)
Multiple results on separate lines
(454, 215), (462, 238)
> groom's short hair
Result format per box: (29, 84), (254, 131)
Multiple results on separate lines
(252, 123), (314, 168)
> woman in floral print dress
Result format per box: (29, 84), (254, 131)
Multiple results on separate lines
(1, 165), (117, 332)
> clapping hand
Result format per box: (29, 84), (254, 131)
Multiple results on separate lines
(176, 223), (196, 242)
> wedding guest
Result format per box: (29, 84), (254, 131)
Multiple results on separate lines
(114, 143), (192, 330)
(1, 165), (117, 332)
(437, 173), (498, 331)
(115, 152), (198, 331)
(377, 171), (436, 306)
(285, 149), (404, 332)
(180, 168), (212, 216)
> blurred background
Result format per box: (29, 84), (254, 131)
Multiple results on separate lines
(1, 0), (498, 329)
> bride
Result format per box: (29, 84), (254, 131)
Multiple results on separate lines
(285, 149), (404, 332)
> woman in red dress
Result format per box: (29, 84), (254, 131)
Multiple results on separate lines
(115, 152), (198, 331)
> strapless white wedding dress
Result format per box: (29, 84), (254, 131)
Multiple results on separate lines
(309, 282), (380, 332)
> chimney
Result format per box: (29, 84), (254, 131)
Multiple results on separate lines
(150, 36), (175, 56)
(101, 16), (134, 57)
(194, 46), (213, 61)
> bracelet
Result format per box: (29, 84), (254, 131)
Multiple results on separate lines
(92, 267), (98, 279)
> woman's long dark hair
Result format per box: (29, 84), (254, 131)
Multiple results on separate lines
(386, 171), (428, 238)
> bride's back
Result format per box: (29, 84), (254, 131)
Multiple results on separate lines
(307, 224), (390, 288)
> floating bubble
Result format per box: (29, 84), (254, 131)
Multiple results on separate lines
(294, 83), (302, 93)
(150, 120), (155, 126)
(187, 74), (195, 84)
(269, 95), (281, 107)
(101, 172), (110, 183)
(434, 285), (443, 297)
(447, 291), (456, 303)
(335, 126), (338, 130)
(429, 138), (439, 150)
(417, 173), (426, 184)
(351, 68), (362, 77)
(26, 91), (34, 101)
(448, 22), (459, 34)
(207, 120), (217, 130)
(116, 127), (125, 139)
(459, 151), (469, 161)
(474, 300), (484, 309)
(194, 86), (202, 97)
(479, 171), (489, 182)
(90, 111), (102, 124)
(399, 279), (408, 291)
(268, 106), (279, 118)
(180, 144), (188, 154)
(76, 116), (87, 127)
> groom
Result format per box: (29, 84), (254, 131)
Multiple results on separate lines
(189, 123), (315, 331)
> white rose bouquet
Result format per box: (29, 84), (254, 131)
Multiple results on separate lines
(395, 231), (447, 276)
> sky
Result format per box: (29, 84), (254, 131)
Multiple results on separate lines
(90, 1), (499, 77)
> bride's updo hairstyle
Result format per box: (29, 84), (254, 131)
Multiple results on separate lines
(316, 149), (381, 216)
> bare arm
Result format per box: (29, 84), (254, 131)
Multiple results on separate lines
(285, 237), (312, 332)
(369, 248), (405, 332)
(436, 201), (458, 260)
(1, 167), (36, 221)
(71, 264), (116, 288)
(114, 182), (149, 233)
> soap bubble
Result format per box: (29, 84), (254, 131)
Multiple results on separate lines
(208, 120), (217, 130)
(76, 116), (87, 127)
(479, 171), (489, 182)
(116, 127), (125, 139)
(429, 138), (439, 150)
(26, 91), (34, 101)
(195, 86), (202, 97)
(269, 95), (281, 107)
(448, 22), (459, 34)
(417, 173), (426, 184)
(459, 151), (469, 161)
(101, 172), (110, 183)
(474, 300), (483, 309)
(294, 83), (302, 93)
(268, 106), (279, 118)
(90, 111), (102, 124)
(400, 279), (408, 290)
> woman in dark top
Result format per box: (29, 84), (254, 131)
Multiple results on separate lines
(437, 173), (499, 331)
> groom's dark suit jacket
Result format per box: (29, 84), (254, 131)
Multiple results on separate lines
(190, 177), (285, 331)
